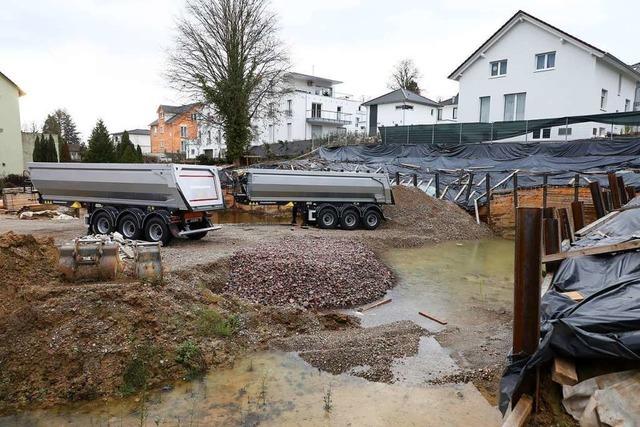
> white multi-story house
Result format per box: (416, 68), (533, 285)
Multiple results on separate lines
(362, 89), (442, 136)
(111, 129), (151, 154)
(253, 72), (367, 145)
(437, 94), (458, 123)
(187, 106), (226, 160)
(449, 10), (640, 141)
(0, 70), (25, 176)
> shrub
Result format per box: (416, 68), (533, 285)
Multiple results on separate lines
(195, 307), (240, 337)
(175, 340), (207, 379)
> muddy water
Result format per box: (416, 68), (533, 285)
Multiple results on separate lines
(2, 353), (501, 426)
(357, 239), (514, 332)
(1, 239), (513, 426)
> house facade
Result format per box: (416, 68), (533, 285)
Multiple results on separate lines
(0, 71), (25, 176)
(149, 103), (201, 155)
(438, 95), (458, 123)
(253, 72), (367, 145)
(112, 129), (151, 154)
(362, 89), (442, 136)
(449, 11), (640, 141)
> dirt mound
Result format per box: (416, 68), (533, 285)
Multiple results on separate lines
(224, 236), (395, 309)
(383, 186), (490, 241)
(271, 320), (425, 382)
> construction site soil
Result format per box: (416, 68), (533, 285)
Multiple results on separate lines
(0, 186), (497, 415)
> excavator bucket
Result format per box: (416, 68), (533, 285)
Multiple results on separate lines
(58, 238), (120, 282)
(133, 243), (163, 281)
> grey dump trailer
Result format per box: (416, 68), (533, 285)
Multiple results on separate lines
(234, 169), (393, 230)
(28, 162), (225, 244)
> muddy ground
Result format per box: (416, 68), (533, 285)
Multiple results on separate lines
(0, 188), (509, 417)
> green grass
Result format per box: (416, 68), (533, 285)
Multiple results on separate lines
(175, 340), (207, 379)
(195, 307), (240, 337)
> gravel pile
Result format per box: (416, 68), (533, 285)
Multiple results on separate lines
(224, 236), (394, 309)
(383, 186), (490, 240)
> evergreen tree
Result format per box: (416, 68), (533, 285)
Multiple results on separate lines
(32, 135), (43, 161)
(46, 135), (59, 162)
(59, 140), (71, 162)
(136, 145), (143, 162)
(84, 119), (115, 163)
(43, 109), (80, 146)
(120, 144), (138, 163)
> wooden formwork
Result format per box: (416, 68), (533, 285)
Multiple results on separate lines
(488, 187), (597, 238)
(1, 188), (39, 212)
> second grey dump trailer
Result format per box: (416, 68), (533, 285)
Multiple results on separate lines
(28, 162), (225, 244)
(233, 169), (394, 230)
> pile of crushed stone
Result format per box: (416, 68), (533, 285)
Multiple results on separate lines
(224, 236), (395, 309)
(382, 186), (490, 240)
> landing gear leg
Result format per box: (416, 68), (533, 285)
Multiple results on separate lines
(291, 203), (298, 225)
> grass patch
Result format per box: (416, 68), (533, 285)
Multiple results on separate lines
(175, 340), (207, 379)
(195, 307), (240, 337)
(120, 344), (160, 396)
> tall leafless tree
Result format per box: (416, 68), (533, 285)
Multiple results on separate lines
(167, 0), (290, 162)
(388, 59), (422, 94)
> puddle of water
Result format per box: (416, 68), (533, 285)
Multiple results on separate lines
(391, 336), (461, 386)
(1, 352), (501, 427)
(355, 239), (514, 332)
(210, 210), (290, 225)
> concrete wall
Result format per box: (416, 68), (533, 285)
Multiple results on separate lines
(456, 18), (639, 140)
(21, 132), (59, 169)
(0, 76), (23, 176)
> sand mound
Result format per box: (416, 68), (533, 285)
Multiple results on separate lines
(224, 236), (395, 309)
(383, 186), (490, 241)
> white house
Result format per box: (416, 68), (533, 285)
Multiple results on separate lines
(438, 94), (459, 123)
(253, 72), (367, 145)
(362, 89), (442, 136)
(449, 10), (640, 141)
(186, 106), (226, 160)
(0, 71), (25, 176)
(111, 129), (151, 154)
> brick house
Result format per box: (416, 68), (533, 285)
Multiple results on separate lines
(149, 103), (201, 154)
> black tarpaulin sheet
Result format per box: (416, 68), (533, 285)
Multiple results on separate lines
(381, 111), (640, 145)
(499, 197), (640, 414)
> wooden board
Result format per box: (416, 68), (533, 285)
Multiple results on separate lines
(502, 394), (533, 427)
(574, 210), (620, 237)
(551, 356), (578, 386)
(542, 239), (640, 263)
(2, 191), (39, 212)
(418, 311), (447, 325)
(358, 298), (392, 312)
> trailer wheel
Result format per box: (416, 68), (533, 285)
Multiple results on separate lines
(340, 209), (360, 230)
(144, 217), (171, 245)
(362, 210), (382, 230)
(117, 214), (142, 240)
(91, 211), (114, 235)
(318, 208), (338, 229)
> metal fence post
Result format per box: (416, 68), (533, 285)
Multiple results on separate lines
(407, 125), (410, 144)
(525, 120), (528, 143)
(485, 173), (491, 225)
(490, 122), (494, 142)
(565, 117), (569, 142)
(459, 123), (463, 144)
(431, 124), (435, 145)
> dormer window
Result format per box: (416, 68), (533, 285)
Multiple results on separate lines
(535, 52), (556, 70)
(490, 60), (507, 77)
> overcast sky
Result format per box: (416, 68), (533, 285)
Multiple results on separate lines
(3, 0), (639, 140)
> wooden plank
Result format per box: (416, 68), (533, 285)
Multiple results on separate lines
(358, 298), (392, 312)
(551, 356), (578, 386)
(560, 291), (584, 302)
(574, 210), (620, 237)
(502, 394), (533, 427)
(542, 239), (640, 263)
(540, 272), (554, 296)
(418, 311), (447, 325)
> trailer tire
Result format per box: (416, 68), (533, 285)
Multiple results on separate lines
(318, 208), (338, 229)
(362, 209), (382, 230)
(144, 216), (172, 245)
(340, 209), (360, 230)
(117, 213), (142, 240)
(91, 211), (114, 235)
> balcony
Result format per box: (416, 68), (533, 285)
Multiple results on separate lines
(306, 110), (352, 126)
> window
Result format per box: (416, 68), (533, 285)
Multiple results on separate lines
(479, 96), (491, 122)
(532, 128), (552, 139)
(311, 103), (322, 118)
(593, 128), (598, 136)
(191, 113), (198, 121)
(337, 106), (342, 121)
(153, 127), (157, 135)
(430, 109), (434, 116)
(558, 127), (573, 136)
(535, 52), (556, 70)
(286, 123), (292, 140)
(395, 105), (414, 110)
(437, 109), (443, 120)
(180, 125), (187, 138)
(600, 89), (608, 110)
(286, 100), (293, 116)
(490, 60), (507, 76)
(625, 99), (631, 112)
(618, 74), (622, 95)
(504, 93), (526, 121)
(453, 107), (458, 120)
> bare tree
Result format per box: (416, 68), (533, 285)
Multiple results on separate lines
(167, 0), (290, 162)
(388, 59), (422, 94)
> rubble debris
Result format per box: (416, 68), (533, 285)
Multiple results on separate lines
(18, 210), (74, 221)
(224, 236), (395, 309)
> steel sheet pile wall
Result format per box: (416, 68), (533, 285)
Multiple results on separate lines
(500, 196), (640, 412)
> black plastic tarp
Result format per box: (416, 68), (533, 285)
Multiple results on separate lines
(499, 197), (640, 413)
